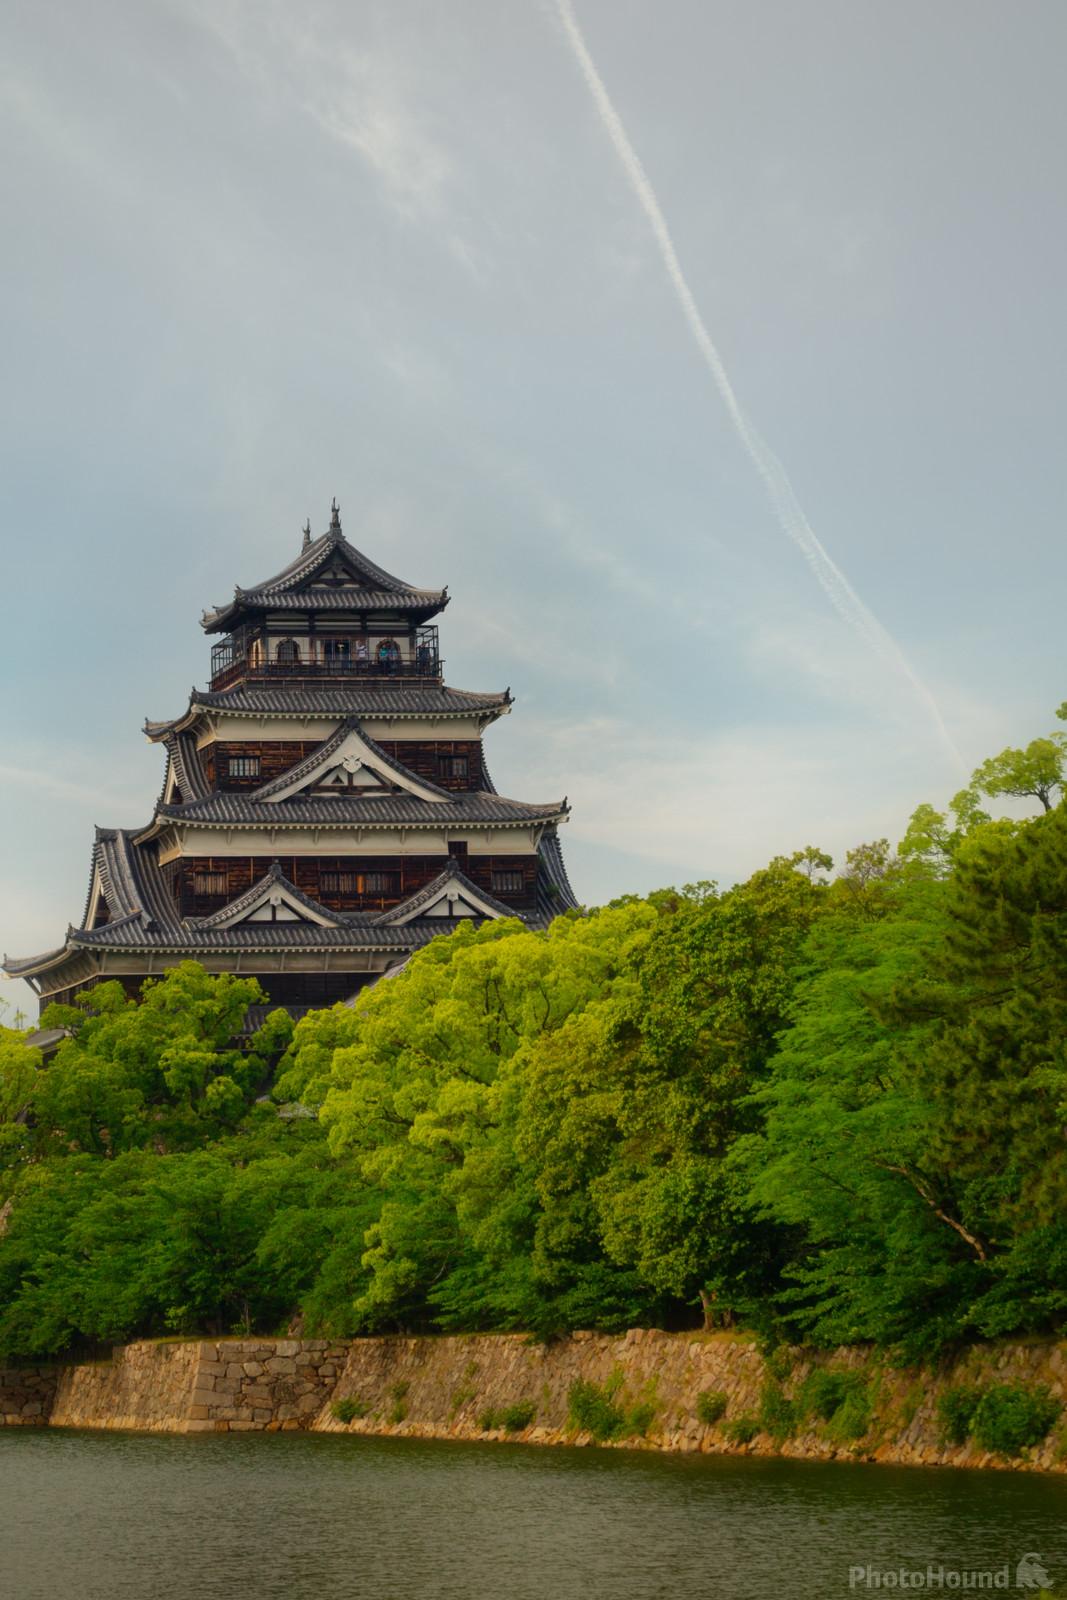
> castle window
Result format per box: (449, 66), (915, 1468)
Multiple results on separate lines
(193, 872), (228, 897)
(324, 640), (350, 667)
(227, 755), (261, 779)
(276, 638), (300, 663)
(321, 871), (359, 894)
(438, 756), (469, 780)
(492, 869), (524, 895)
(321, 871), (397, 895)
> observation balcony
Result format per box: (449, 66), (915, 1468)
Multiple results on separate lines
(209, 627), (441, 693)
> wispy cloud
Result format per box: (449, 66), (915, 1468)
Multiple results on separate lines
(179, 0), (463, 230)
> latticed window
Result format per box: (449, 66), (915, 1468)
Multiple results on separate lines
(227, 755), (261, 779)
(193, 872), (228, 896)
(321, 871), (359, 894)
(492, 869), (524, 895)
(321, 871), (397, 895)
(364, 872), (394, 893)
(438, 756), (469, 779)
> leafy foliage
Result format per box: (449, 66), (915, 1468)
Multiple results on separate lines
(2, 706), (1067, 1364)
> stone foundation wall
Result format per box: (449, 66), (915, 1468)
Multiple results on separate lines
(44, 1338), (346, 1433)
(50, 1341), (202, 1432)
(0, 1364), (58, 1426)
(6, 1330), (1067, 1471)
(314, 1331), (1067, 1473)
(183, 1338), (347, 1433)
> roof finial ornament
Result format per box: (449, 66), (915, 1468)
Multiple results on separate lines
(302, 518), (312, 549)
(329, 497), (341, 537)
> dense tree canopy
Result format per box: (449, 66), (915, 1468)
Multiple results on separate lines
(1, 709), (1064, 1360)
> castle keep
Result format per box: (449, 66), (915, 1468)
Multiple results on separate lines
(5, 505), (577, 1015)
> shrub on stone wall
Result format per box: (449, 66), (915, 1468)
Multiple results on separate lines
(721, 1413), (759, 1445)
(478, 1400), (537, 1433)
(936, 1385), (984, 1446)
(567, 1373), (656, 1443)
(758, 1381), (797, 1441)
(970, 1384), (1060, 1456)
(330, 1396), (368, 1424)
(695, 1388), (728, 1426)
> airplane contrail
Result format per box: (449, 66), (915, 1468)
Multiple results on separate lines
(553, 0), (962, 769)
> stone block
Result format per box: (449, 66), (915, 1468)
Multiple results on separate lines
(198, 1361), (228, 1378)
(188, 1405), (211, 1421)
(213, 1405), (239, 1422)
(226, 1363), (248, 1379)
(253, 1409), (273, 1423)
(295, 1392), (320, 1415)
(20, 1402), (43, 1418)
(242, 1362), (265, 1378)
(242, 1386), (273, 1405)
(272, 1341), (300, 1358)
(265, 1357), (296, 1375)
(190, 1388), (217, 1407)
(294, 1352), (317, 1367)
(183, 1419), (218, 1433)
(228, 1420), (258, 1431)
(212, 1377), (240, 1396)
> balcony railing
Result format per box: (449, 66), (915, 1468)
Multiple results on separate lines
(209, 655), (444, 693)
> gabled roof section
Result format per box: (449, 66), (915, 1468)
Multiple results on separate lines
(376, 864), (523, 926)
(89, 828), (182, 933)
(160, 733), (211, 805)
(536, 827), (581, 916)
(251, 719), (452, 805)
(201, 502), (447, 633)
(144, 791), (568, 832)
(144, 685), (512, 741)
(194, 862), (347, 929)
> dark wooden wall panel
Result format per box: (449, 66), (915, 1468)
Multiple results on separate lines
(166, 852), (539, 916)
(199, 739), (485, 792)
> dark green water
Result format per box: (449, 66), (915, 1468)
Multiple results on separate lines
(2, 1429), (1065, 1600)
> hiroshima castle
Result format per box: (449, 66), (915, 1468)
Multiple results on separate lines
(5, 504), (577, 1017)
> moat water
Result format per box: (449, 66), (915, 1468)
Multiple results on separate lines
(3, 1428), (1065, 1599)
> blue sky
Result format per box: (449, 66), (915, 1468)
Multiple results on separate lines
(2, 0), (1065, 1017)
